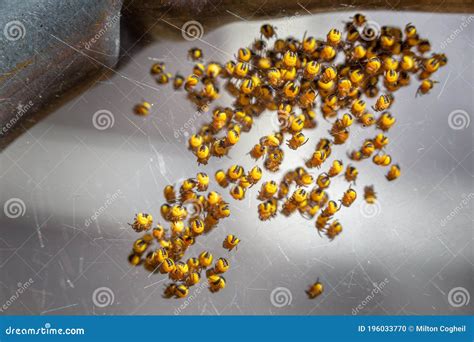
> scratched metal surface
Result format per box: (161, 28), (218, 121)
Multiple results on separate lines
(0, 11), (472, 316)
(0, 0), (122, 132)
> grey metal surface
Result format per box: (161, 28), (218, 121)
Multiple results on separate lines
(0, 0), (122, 138)
(0, 11), (473, 316)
